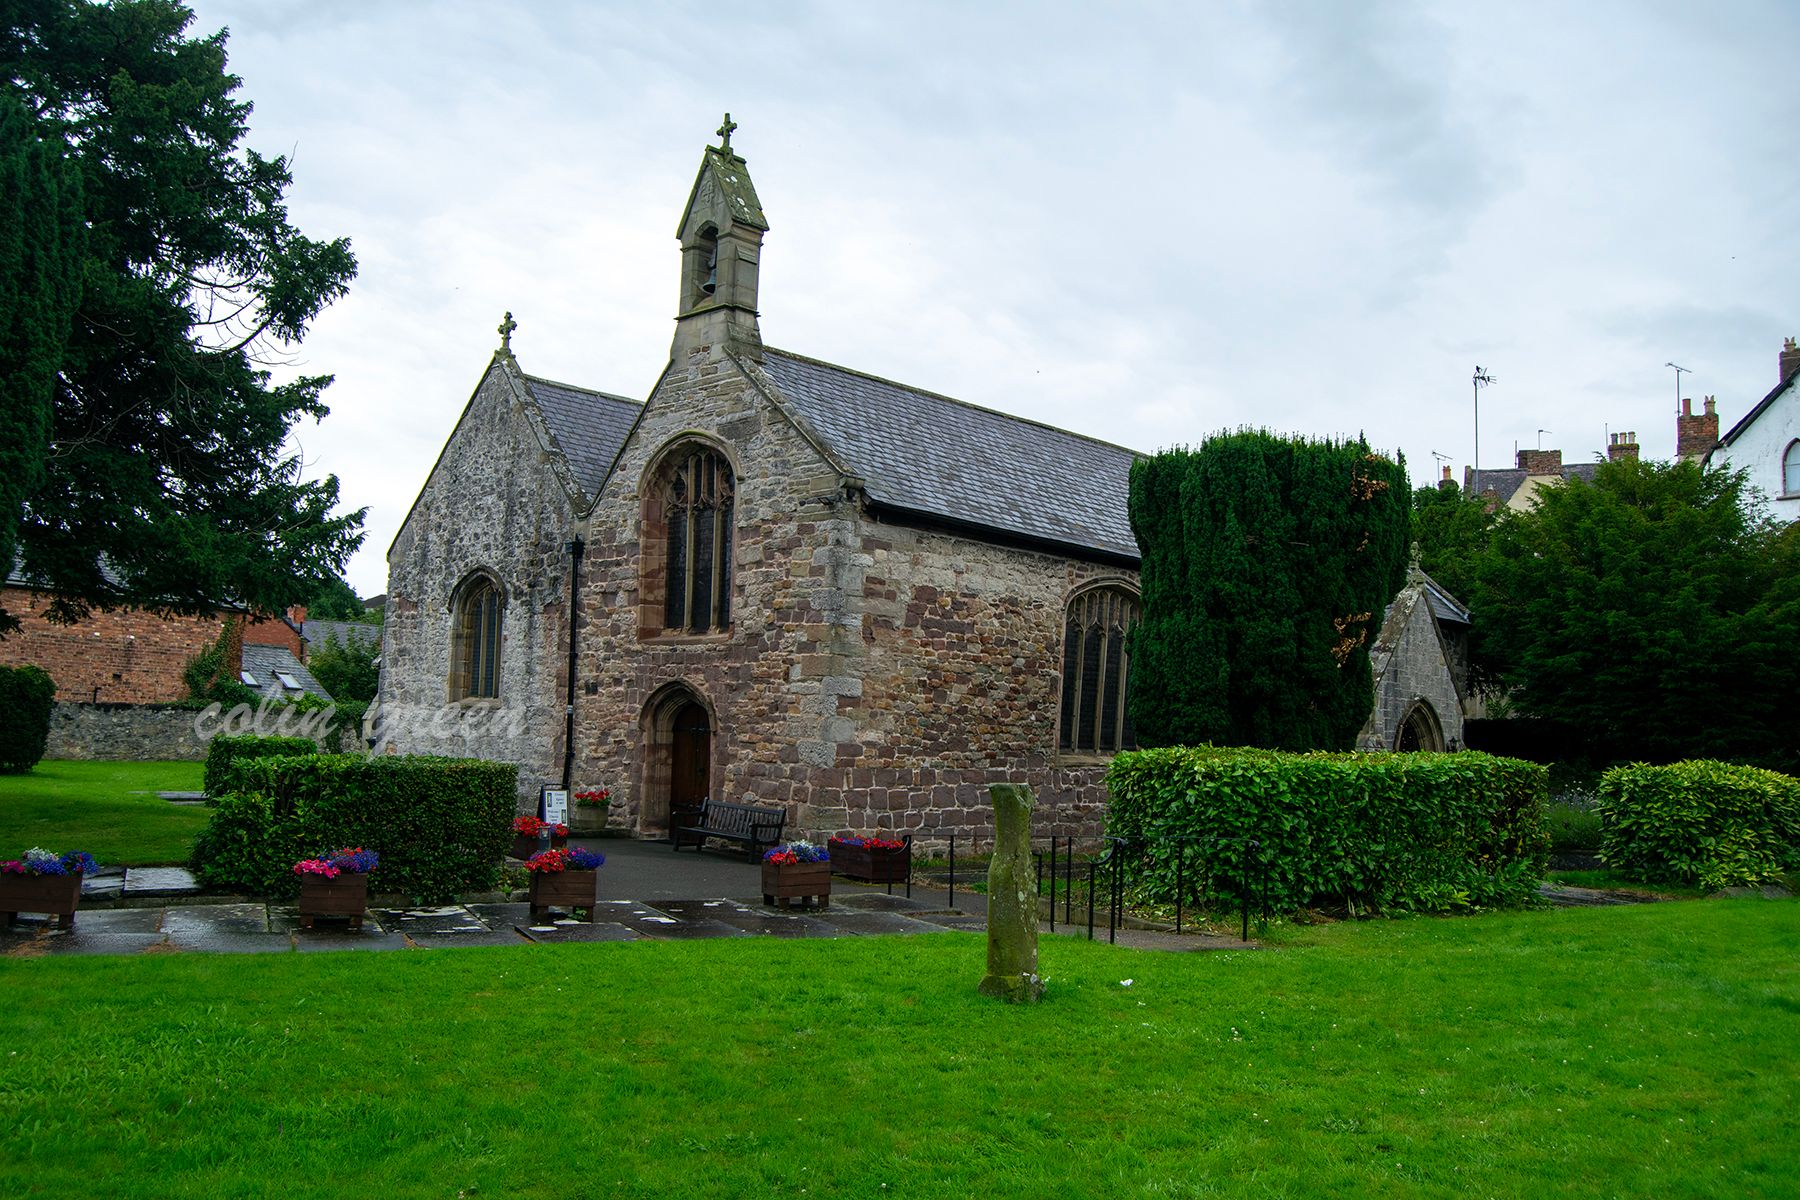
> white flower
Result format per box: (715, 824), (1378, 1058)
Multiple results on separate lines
(1120, 979), (1134, 987)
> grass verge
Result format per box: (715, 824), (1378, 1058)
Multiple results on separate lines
(2, 899), (1796, 1197)
(0, 760), (206, 865)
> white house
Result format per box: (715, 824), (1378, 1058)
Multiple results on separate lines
(1709, 337), (1800, 523)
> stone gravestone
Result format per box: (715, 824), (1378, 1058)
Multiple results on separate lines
(979, 782), (1045, 1003)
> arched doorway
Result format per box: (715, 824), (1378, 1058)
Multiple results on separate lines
(1395, 700), (1445, 752)
(640, 685), (713, 837)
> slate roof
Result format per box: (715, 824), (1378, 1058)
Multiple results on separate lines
(1420, 572), (1471, 627)
(759, 350), (1143, 562)
(1468, 461), (1601, 507)
(240, 643), (333, 702)
(302, 619), (381, 651)
(523, 374), (641, 497)
(683, 146), (769, 232)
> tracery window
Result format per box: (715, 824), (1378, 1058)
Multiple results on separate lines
(1059, 587), (1140, 756)
(450, 574), (503, 700)
(659, 446), (734, 634)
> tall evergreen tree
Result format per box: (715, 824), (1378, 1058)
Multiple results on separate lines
(1129, 431), (1409, 751)
(0, 0), (362, 631)
(0, 91), (83, 631)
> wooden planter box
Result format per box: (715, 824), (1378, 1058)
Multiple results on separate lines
(0, 871), (83, 929)
(829, 841), (911, 883)
(511, 833), (569, 860)
(529, 868), (599, 923)
(762, 860), (830, 909)
(297, 872), (370, 931)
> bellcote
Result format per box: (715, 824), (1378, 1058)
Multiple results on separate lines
(672, 114), (768, 363)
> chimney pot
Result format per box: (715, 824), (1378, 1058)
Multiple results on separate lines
(1440, 464), (1452, 483)
(1780, 336), (1799, 385)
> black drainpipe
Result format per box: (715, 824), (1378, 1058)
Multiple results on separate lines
(560, 537), (584, 790)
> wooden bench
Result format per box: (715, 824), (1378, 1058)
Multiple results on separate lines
(671, 799), (787, 858)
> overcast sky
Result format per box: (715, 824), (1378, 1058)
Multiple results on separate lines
(184, 0), (1799, 598)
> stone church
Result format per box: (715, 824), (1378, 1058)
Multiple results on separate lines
(380, 124), (1464, 844)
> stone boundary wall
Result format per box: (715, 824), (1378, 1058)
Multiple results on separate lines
(46, 702), (211, 761)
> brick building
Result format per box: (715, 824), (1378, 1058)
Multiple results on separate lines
(0, 566), (321, 705)
(381, 126), (1462, 844)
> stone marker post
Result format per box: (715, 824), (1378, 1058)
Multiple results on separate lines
(979, 782), (1045, 1003)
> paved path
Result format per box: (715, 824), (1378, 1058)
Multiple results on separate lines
(4, 838), (1255, 957)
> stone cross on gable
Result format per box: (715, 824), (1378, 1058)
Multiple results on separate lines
(716, 112), (738, 152)
(498, 311), (517, 354)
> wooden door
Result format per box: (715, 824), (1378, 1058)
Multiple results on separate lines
(670, 702), (711, 813)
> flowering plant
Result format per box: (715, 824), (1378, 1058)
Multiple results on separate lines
(0, 848), (98, 877)
(763, 839), (829, 865)
(574, 789), (611, 809)
(828, 835), (906, 851)
(293, 847), (380, 878)
(513, 816), (569, 838)
(525, 846), (606, 873)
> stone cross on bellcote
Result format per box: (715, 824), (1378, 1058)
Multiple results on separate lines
(497, 311), (517, 355)
(716, 112), (738, 153)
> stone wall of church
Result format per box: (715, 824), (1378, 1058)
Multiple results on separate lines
(1358, 583), (1465, 752)
(566, 351), (1133, 850)
(380, 363), (578, 796)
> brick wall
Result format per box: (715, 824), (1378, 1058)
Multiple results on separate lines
(0, 586), (225, 704)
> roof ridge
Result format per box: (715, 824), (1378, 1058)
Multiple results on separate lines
(762, 346), (1146, 460)
(521, 372), (641, 408)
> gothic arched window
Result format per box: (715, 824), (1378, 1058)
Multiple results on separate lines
(1059, 587), (1140, 756)
(649, 444), (734, 636)
(1783, 439), (1800, 496)
(449, 574), (503, 700)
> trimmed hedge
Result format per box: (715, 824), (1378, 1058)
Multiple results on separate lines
(1596, 760), (1800, 890)
(191, 754), (518, 902)
(0, 664), (55, 773)
(202, 734), (320, 796)
(1106, 746), (1549, 913)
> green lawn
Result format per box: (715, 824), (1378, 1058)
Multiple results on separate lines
(3, 899), (1795, 1198)
(0, 759), (206, 866)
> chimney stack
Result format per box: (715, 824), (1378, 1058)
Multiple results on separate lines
(1516, 448), (1563, 475)
(1781, 336), (1799, 386)
(1675, 395), (1719, 460)
(1607, 431), (1640, 463)
(1440, 464), (1453, 484)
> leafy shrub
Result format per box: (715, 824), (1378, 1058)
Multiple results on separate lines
(323, 699), (368, 753)
(192, 754), (517, 902)
(1596, 760), (1800, 890)
(203, 734), (319, 796)
(1106, 746), (1549, 914)
(0, 664), (56, 773)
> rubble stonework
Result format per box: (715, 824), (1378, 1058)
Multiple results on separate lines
(381, 363), (580, 793)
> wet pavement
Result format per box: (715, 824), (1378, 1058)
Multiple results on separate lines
(4, 838), (1255, 957)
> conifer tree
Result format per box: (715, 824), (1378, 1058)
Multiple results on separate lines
(1128, 431), (1409, 750)
(1, 0), (362, 631)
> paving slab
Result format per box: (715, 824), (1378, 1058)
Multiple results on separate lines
(831, 891), (936, 914)
(121, 867), (200, 898)
(375, 906), (492, 935)
(404, 927), (534, 949)
(909, 912), (988, 933)
(163, 904), (292, 953)
(657, 899), (844, 938)
(43, 931), (171, 956)
(808, 909), (954, 936)
(294, 927), (405, 952)
(79, 875), (125, 900)
(516, 922), (642, 943)
(625, 917), (753, 940)
(466, 902), (536, 927)
(66, 908), (165, 935)
(158, 791), (208, 803)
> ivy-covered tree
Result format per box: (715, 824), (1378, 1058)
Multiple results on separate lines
(1467, 459), (1800, 769)
(0, 0), (363, 631)
(0, 91), (83, 631)
(1128, 430), (1410, 751)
